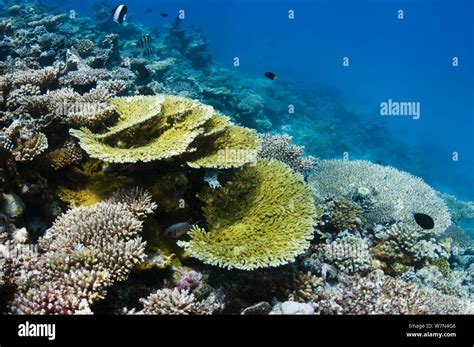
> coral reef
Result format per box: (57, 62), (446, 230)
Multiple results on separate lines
(0, 0), (472, 317)
(178, 160), (317, 270)
(7, 192), (154, 314)
(372, 221), (450, 274)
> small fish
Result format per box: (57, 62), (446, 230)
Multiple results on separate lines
(144, 8), (153, 13)
(264, 72), (277, 80)
(160, 13), (169, 17)
(137, 34), (152, 48)
(164, 222), (193, 238)
(376, 160), (382, 165)
(143, 46), (154, 57)
(112, 4), (128, 24)
(412, 212), (435, 230)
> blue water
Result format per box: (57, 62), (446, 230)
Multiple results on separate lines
(44, 0), (474, 200)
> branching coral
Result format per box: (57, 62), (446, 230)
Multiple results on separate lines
(105, 187), (157, 219)
(9, 66), (59, 91)
(9, 196), (153, 314)
(335, 274), (426, 314)
(308, 160), (451, 234)
(45, 144), (82, 170)
(178, 160), (316, 270)
(70, 95), (260, 167)
(286, 271), (324, 303)
(134, 288), (215, 315)
(327, 198), (365, 231)
(75, 39), (95, 57)
(257, 133), (318, 174)
(372, 221), (450, 272)
(324, 233), (372, 274)
(9, 131), (48, 162)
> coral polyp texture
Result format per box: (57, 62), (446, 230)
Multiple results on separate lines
(257, 133), (318, 174)
(70, 95), (260, 167)
(308, 160), (452, 234)
(8, 193), (155, 314)
(178, 160), (317, 270)
(130, 288), (216, 315)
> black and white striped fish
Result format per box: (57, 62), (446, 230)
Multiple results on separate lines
(137, 34), (152, 48)
(143, 47), (154, 57)
(112, 4), (128, 24)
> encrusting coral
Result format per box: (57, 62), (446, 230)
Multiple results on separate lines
(70, 95), (260, 168)
(178, 159), (317, 270)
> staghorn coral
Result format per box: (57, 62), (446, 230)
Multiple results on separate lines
(45, 144), (82, 171)
(9, 198), (151, 314)
(422, 289), (474, 314)
(257, 133), (318, 174)
(178, 160), (316, 270)
(105, 187), (157, 219)
(5, 83), (41, 110)
(70, 95), (260, 167)
(308, 160), (451, 234)
(327, 198), (365, 231)
(324, 233), (372, 274)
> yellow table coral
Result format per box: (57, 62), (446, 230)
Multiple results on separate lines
(178, 160), (317, 270)
(70, 95), (260, 168)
